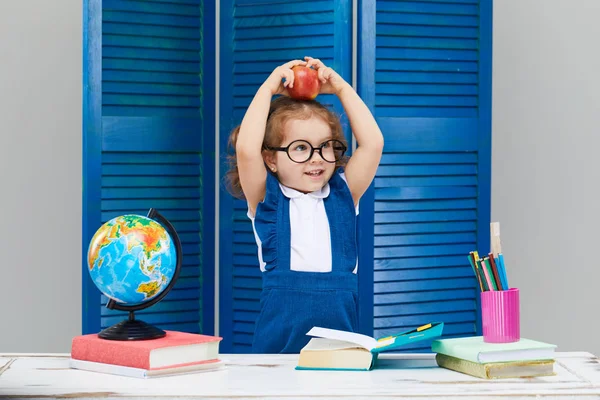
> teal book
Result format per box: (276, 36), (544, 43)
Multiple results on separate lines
(431, 336), (556, 364)
(295, 322), (444, 371)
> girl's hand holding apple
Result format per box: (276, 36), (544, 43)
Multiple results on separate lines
(303, 56), (351, 96)
(260, 57), (351, 100)
(261, 59), (307, 97)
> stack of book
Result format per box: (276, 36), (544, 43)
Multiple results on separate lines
(431, 336), (557, 379)
(296, 323), (444, 371)
(69, 330), (224, 378)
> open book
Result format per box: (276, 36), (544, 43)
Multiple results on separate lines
(296, 322), (444, 371)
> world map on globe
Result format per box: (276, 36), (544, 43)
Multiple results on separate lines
(87, 215), (177, 306)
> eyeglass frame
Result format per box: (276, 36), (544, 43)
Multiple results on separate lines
(265, 139), (348, 164)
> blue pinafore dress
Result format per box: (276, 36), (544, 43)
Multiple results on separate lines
(251, 169), (359, 354)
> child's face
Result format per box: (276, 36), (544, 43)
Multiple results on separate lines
(268, 116), (336, 194)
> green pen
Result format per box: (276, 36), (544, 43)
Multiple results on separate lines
(467, 253), (484, 292)
(483, 257), (498, 291)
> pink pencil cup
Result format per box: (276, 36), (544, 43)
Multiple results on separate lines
(481, 288), (520, 343)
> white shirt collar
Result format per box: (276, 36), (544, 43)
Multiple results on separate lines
(279, 183), (330, 199)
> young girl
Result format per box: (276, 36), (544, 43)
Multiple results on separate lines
(226, 57), (384, 354)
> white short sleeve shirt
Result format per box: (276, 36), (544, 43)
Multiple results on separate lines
(248, 173), (359, 274)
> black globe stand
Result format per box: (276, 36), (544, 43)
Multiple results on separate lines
(98, 311), (167, 340)
(98, 208), (183, 341)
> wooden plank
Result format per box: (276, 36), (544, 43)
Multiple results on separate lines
(1, 353), (600, 398)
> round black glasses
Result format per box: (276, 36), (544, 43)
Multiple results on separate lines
(266, 139), (347, 163)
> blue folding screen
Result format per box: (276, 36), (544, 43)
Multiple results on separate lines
(83, 0), (492, 352)
(218, 0), (352, 353)
(82, 0), (215, 335)
(357, 0), (491, 351)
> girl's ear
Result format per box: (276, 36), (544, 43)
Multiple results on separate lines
(263, 152), (277, 173)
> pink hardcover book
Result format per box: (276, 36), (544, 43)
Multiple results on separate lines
(71, 330), (222, 370)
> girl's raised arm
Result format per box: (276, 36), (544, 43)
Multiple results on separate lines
(236, 60), (306, 215)
(305, 57), (384, 206)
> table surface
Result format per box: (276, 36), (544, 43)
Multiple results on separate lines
(1, 352), (600, 399)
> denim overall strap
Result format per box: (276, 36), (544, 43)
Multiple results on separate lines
(324, 170), (358, 273)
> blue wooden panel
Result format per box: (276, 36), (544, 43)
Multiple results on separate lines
(101, 299), (201, 316)
(103, 35), (200, 51)
(377, 164), (477, 176)
(201, 0), (217, 336)
(83, 0), (211, 336)
(377, 24), (478, 39)
(376, 60), (478, 72)
(102, 22), (201, 39)
(102, 311), (200, 328)
(103, 47), (200, 62)
(103, 0), (199, 15)
(377, 12), (478, 27)
(375, 186), (478, 201)
(102, 117), (202, 151)
(375, 232), (477, 247)
(102, 3), (202, 117)
(375, 221), (477, 237)
(104, 82), (201, 96)
(376, 301), (476, 321)
(102, 164), (201, 177)
(476, 0), (493, 338)
(375, 243), (476, 259)
(103, 70), (200, 85)
(232, 47), (334, 63)
(103, 10), (199, 27)
(356, 0), (376, 337)
(102, 187), (202, 199)
(235, 36), (334, 52)
(82, 0), (103, 335)
(218, 0), (236, 354)
(234, 1), (333, 17)
(235, 12), (334, 29)
(375, 71), (477, 84)
(377, 118), (478, 152)
(101, 176), (201, 187)
(378, 47), (478, 61)
(380, 152), (478, 164)
(102, 106), (202, 117)
(102, 209), (202, 223)
(236, 23), (334, 39)
(219, 0), (352, 353)
(375, 95), (478, 108)
(378, 36), (478, 50)
(375, 199), (477, 212)
(356, 0), (490, 347)
(377, 1), (478, 14)
(375, 287), (476, 304)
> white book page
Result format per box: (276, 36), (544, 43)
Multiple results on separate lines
(303, 338), (364, 351)
(306, 327), (378, 351)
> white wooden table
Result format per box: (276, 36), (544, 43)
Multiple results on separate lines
(1, 352), (600, 399)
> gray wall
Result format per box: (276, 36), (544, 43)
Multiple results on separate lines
(492, 0), (600, 357)
(0, 1), (82, 352)
(1, 0), (598, 356)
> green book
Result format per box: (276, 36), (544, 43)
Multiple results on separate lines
(431, 336), (556, 364)
(436, 353), (555, 379)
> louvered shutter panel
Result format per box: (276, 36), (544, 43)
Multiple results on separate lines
(83, 0), (213, 335)
(219, 0), (352, 353)
(358, 0), (491, 351)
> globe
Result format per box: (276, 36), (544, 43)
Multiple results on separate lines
(88, 215), (176, 305)
(86, 209), (182, 340)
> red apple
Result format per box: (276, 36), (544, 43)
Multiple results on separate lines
(288, 65), (321, 100)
